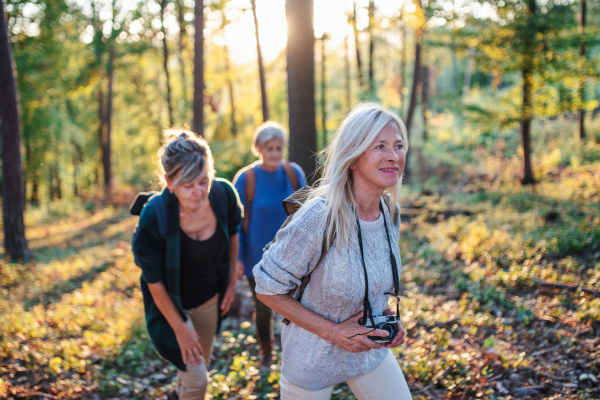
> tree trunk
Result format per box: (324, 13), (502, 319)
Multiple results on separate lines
(97, 89), (105, 190)
(320, 35), (327, 149)
(224, 45), (237, 136)
(451, 51), (459, 93)
(520, 0), (535, 185)
(579, 0), (586, 140)
(421, 65), (429, 142)
(252, 0), (269, 122)
(161, 0), (174, 127)
(351, 1), (364, 88)
(0, 0), (32, 261)
(398, 8), (405, 112)
(368, 0), (375, 94)
(344, 29), (351, 110)
(103, 47), (114, 194)
(404, 41), (421, 182)
(402, 22), (409, 116)
(193, 0), (204, 135)
(30, 174), (39, 204)
(405, 43), (421, 135)
(286, 0), (317, 182)
(462, 46), (475, 98)
(521, 68), (535, 185)
(176, 0), (189, 118)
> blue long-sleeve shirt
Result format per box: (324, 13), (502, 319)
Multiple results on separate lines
(234, 162), (306, 277)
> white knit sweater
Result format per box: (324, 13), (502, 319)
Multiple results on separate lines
(253, 198), (402, 391)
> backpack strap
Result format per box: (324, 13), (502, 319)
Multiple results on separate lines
(282, 196), (396, 325)
(210, 179), (229, 222)
(281, 160), (300, 191)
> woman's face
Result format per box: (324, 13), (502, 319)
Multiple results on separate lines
(166, 168), (211, 210)
(257, 138), (284, 170)
(351, 122), (406, 191)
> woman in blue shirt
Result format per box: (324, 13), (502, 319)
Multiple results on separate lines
(233, 122), (306, 368)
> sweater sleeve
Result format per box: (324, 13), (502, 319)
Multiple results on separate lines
(233, 171), (247, 260)
(252, 201), (324, 295)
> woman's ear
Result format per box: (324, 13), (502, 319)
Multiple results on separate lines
(165, 175), (174, 191)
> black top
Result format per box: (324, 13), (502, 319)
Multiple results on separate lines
(179, 225), (228, 310)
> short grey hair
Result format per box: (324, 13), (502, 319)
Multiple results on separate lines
(158, 130), (215, 187)
(252, 121), (288, 156)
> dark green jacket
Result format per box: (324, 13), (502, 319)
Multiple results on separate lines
(132, 179), (243, 371)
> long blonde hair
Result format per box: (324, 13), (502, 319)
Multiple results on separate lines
(308, 102), (409, 249)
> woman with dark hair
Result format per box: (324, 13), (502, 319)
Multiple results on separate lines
(132, 130), (243, 400)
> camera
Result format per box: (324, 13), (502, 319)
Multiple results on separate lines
(362, 314), (400, 343)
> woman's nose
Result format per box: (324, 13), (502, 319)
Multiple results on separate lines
(386, 148), (400, 162)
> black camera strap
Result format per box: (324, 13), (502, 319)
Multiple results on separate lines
(356, 202), (401, 327)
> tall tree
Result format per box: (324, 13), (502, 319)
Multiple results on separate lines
(351, 1), (364, 88)
(367, 0), (375, 94)
(0, 0), (31, 261)
(519, 0), (536, 184)
(579, 0), (587, 140)
(344, 24), (351, 110)
(252, 0), (269, 122)
(421, 65), (430, 141)
(398, 5), (405, 112)
(286, 0), (317, 181)
(193, 0), (204, 135)
(319, 33), (328, 149)
(176, 0), (189, 118)
(160, 0), (175, 127)
(224, 44), (237, 136)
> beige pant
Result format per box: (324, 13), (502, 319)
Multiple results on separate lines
(176, 294), (219, 400)
(280, 350), (413, 400)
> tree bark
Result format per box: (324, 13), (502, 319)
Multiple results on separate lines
(0, 0), (32, 261)
(224, 44), (237, 136)
(351, 1), (364, 88)
(398, 7), (405, 112)
(161, 0), (174, 127)
(578, 0), (586, 140)
(521, 68), (535, 185)
(520, 0), (536, 185)
(103, 47), (114, 193)
(421, 65), (429, 142)
(286, 0), (317, 182)
(344, 28), (351, 110)
(193, 0), (204, 135)
(176, 0), (189, 118)
(97, 89), (105, 190)
(405, 43), (421, 135)
(462, 46), (475, 98)
(368, 0), (375, 94)
(252, 0), (269, 122)
(320, 35), (327, 149)
(404, 41), (421, 182)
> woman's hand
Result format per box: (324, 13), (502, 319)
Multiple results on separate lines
(381, 306), (406, 349)
(236, 261), (245, 280)
(174, 323), (204, 366)
(325, 311), (390, 353)
(220, 281), (236, 316)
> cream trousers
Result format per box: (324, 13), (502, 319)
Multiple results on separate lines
(279, 350), (413, 400)
(176, 294), (219, 400)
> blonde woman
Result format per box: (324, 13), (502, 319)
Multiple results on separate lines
(253, 103), (413, 399)
(233, 122), (306, 368)
(132, 131), (243, 400)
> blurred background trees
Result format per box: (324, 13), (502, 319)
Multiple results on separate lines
(0, 0), (598, 208)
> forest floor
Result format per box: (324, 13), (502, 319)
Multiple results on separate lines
(1, 171), (599, 399)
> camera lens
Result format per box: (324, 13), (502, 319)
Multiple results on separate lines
(380, 323), (396, 340)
